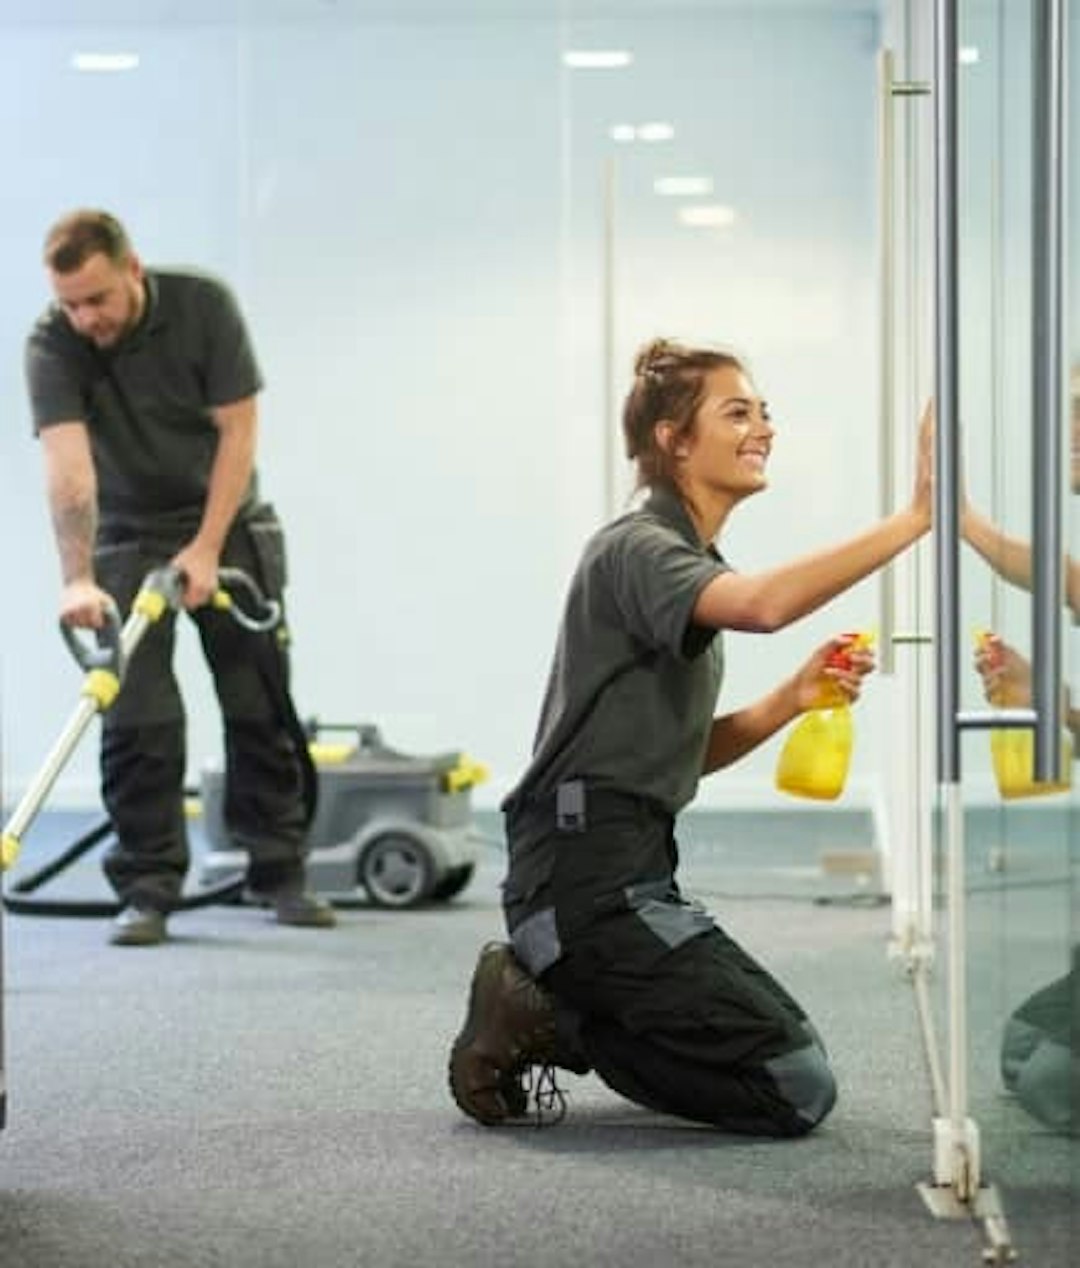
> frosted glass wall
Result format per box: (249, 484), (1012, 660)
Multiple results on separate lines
(0, 3), (883, 811)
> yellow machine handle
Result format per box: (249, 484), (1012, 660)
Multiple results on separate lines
(308, 741), (357, 766)
(2, 832), (20, 871)
(443, 758), (489, 793)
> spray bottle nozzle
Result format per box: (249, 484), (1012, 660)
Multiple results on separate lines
(776, 629), (874, 801)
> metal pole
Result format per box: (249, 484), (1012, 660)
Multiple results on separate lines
(0, 698), (101, 852)
(932, 0), (978, 1201)
(945, 786), (967, 1130)
(933, 0), (960, 789)
(879, 48), (898, 676)
(1031, 0), (1065, 781)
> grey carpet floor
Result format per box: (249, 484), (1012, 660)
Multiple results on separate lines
(0, 812), (1075, 1267)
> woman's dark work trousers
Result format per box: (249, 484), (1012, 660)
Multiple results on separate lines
(505, 792), (837, 1137)
(95, 510), (308, 912)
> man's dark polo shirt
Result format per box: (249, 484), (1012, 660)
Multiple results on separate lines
(25, 269), (262, 534)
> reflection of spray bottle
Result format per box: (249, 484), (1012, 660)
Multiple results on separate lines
(775, 632), (873, 802)
(975, 630), (1072, 799)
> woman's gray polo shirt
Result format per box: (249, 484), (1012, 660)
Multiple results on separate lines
(505, 485), (730, 817)
(25, 269), (262, 535)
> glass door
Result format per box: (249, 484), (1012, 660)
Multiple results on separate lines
(921, 0), (1078, 1260)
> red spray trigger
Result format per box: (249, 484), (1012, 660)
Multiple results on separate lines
(811, 631), (873, 710)
(826, 631), (872, 671)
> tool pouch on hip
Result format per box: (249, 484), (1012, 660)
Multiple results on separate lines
(243, 503), (288, 600)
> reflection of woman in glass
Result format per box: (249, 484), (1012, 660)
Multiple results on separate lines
(999, 950), (1078, 1136)
(963, 365), (1080, 617)
(965, 366), (1080, 1137)
(974, 637), (1079, 1136)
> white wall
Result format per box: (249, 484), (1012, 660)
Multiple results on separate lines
(0, 4), (899, 815)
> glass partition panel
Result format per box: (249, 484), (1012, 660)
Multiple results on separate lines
(561, 5), (885, 808)
(954, 1), (1078, 1259)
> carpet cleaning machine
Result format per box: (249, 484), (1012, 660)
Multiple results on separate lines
(0, 565), (487, 919)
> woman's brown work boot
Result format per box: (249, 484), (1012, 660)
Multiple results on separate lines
(448, 941), (559, 1125)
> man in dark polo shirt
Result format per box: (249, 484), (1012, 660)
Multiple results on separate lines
(24, 208), (335, 946)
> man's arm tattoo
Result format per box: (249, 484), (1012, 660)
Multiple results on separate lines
(52, 499), (97, 584)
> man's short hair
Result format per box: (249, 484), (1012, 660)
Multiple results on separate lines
(44, 210), (132, 274)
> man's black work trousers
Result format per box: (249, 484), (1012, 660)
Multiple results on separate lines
(93, 506), (307, 912)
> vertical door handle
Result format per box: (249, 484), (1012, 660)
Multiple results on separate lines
(1030, 0), (1065, 780)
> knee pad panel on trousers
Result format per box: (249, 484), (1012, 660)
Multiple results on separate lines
(764, 1043), (837, 1135)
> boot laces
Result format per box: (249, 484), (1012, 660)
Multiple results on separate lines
(521, 1063), (567, 1127)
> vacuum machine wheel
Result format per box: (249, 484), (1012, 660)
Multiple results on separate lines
(428, 862), (476, 902)
(358, 833), (435, 908)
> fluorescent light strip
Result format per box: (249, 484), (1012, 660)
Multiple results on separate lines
(609, 122), (676, 144)
(72, 52), (140, 72)
(679, 204), (737, 228)
(655, 177), (714, 197)
(563, 50), (632, 70)
(636, 122), (675, 142)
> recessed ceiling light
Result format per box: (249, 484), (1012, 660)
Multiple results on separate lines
(71, 52), (140, 72)
(563, 50), (633, 70)
(636, 122), (675, 143)
(655, 177), (714, 197)
(678, 204), (737, 228)
(610, 124), (637, 143)
(959, 46), (980, 65)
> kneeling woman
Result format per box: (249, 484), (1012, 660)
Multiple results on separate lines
(450, 338), (932, 1135)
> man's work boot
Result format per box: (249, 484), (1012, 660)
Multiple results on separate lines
(110, 904), (168, 947)
(272, 889), (337, 929)
(245, 872), (336, 928)
(449, 941), (558, 1125)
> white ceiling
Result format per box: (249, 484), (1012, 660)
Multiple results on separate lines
(0, 0), (882, 28)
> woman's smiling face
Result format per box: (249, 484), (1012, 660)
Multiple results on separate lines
(680, 364), (775, 501)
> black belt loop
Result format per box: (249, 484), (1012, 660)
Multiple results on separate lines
(555, 779), (587, 833)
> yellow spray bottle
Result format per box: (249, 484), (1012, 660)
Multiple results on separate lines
(975, 629), (1072, 799)
(775, 631), (873, 802)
